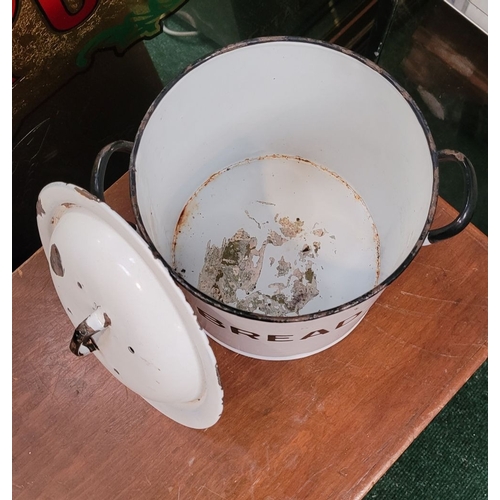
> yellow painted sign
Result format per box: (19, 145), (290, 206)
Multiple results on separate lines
(13, 0), (185, 121)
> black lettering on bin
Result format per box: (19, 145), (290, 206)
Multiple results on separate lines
(267, 334), (293, 342)
(230, 326), (260, 340)
(335, 311), (363, 329)
(301, 329), (329, 340)
(197, 308), (225, 328)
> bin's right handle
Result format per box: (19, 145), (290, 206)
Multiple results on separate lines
(91, 140), (134, 202)
(426, 149), (478, 244)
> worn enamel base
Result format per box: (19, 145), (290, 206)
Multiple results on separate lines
(173, 155), (380, 318)
(36, 183), (224, 429)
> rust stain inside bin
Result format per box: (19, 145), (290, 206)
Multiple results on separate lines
(171, 154), (381, 317)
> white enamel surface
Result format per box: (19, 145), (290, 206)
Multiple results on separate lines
(135, 41), (434, 288)
(183, 290), (382, 360)
(37, 183), (223, 429)
(173, 155), (379, 315)
(130, 40), (435, 358)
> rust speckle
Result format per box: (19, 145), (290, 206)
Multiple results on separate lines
(172, 170), (226, 263)
(172, 202), (192, 260)
(177, 204), (190, 233)
(103, 313), (112, 328)
(50, 244), (64, 277)
(62, 202), (76, 209)
(399, 88), (413, 103)
(292, 155), (317, 168)
(362, 57), (384, 75)
(215, 364), (222, 389)
(74, 186), (100, 202)
(36, 199), (45, 217)
(373, 223), (381, 285)
(245, 210), (262, 229)
(278, 216), (304, 238)
(440, 149), (465, 162)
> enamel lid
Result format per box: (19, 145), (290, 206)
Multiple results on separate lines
(36, 182), (223, 429)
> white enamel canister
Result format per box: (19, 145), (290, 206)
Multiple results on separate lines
(37, 38), (477, 428)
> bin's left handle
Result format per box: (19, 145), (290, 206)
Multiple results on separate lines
(91, 140), (134, 202)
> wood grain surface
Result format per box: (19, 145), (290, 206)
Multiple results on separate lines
(12, 174), (488, 499)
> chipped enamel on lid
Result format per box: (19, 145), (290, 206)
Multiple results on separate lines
(37, 182), (223, 429)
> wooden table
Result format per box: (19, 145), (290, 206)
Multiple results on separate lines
(12, 174), (488, 499)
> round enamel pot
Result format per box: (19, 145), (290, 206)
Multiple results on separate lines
(90, 37), (476, 362)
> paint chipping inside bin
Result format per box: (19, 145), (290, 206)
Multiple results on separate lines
(267, 230), (286, 246)
(198, 226), (320, 316)
(278, 216), (304, 238)
(173, 154), (381, 316)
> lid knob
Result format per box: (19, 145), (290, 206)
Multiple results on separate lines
(70, 308), (111, 357)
